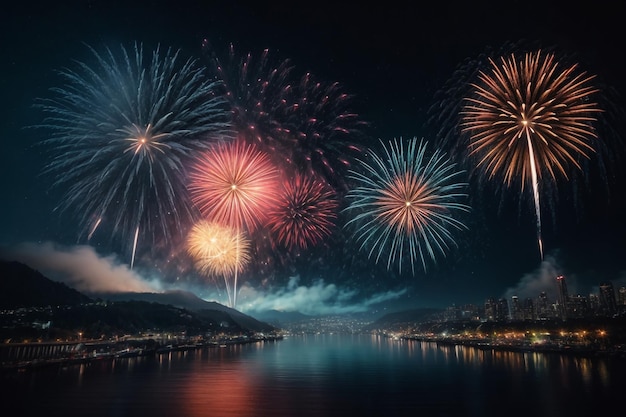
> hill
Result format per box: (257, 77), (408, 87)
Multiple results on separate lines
(248, 309), (312, 327)
(0, 260), (92, 308)
(362, 308), (443, 331)
(104, 290), (276, 333)
(0, 261), (277, 340)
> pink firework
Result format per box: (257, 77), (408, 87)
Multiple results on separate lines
(267, 172), (339, 250)
(188, 139), (280, 232)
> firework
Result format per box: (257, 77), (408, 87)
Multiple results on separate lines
(461, 49), (601, 259)
(35, 42), (231, 268)
(278, 72), (367, 189)
(203, 42), (294, 152)
(343, 137), (470, 275)
(187, 139), (280, 232)
(203, 41), (367, 191)
(187, 220), (250, 307)
(267, 172), (339, 251)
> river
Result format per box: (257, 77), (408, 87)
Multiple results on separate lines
(1, 333), (624, 416)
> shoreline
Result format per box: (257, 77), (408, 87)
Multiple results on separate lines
(0, 335), (284, 372)
(402, 335), (626, 359)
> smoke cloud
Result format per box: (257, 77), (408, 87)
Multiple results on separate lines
(502, 255), (564, 302)
(236, 275), (408, 315)
(499, 249), (612, 303)
(0, 241), (162, 294)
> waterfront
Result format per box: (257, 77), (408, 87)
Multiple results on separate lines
(1, 333), (624, 416)
(0, 334), (283, 372)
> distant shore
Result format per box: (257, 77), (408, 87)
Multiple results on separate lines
(401, 335), (626, 359)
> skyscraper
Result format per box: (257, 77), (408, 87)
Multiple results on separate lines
(599, 282), (618, 317)
(510, 296), (522, 321)
(618, 287), (626, 308)
(556, 275), (569, 320)
(536, 291), (550, 320)
(496, 298), (509, 322)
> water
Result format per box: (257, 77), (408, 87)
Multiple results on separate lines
(2, 333), (624, 416)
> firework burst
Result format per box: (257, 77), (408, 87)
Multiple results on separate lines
(343, 137), (470, 275)
(461, 49), (601, 259)
(202, 42), (294, 153)
(35, 42), (230, 268)
(267, 172), (339, 251)
(187, 139), (280, 232)
(279, 72), (367, 190)
(187, 220), (250, 307)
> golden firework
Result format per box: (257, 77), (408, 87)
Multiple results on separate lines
(187, 220), (251, 277)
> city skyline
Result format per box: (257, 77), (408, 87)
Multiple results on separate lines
(1, 1), (625, 315)
(459, 274), (625, 322)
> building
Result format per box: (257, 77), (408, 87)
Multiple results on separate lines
(536, 291), (550, 320)
(618, 287), (626, 309)
(495, 298), (509, 322)
(599, 282), (618, 317)
(556, 275), (569, 320)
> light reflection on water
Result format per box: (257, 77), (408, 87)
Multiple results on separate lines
(2, 333), (624, 417)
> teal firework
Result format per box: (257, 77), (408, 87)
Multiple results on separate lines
(343, 137), (470, 275)
(36, 42), (231, 268)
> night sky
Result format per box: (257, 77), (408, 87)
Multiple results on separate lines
(1, 1), (625, 315)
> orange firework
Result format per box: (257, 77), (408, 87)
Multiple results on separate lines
(462, 50), (601, 187)
(187, 220), (250, 307)
(461, 49), (601, 259)
(188, 139), (280, 232)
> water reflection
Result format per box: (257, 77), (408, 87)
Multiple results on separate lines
(179, 354), (257, 417)
(2, 334), (624, 417)
(409, 337), (617, 398)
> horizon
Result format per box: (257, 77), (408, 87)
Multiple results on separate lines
(2, 257), (623, 321)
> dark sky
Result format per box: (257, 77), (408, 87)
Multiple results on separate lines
(1, 1), (625, 314)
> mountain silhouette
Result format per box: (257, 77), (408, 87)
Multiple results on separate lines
(0, 260), (92, 308)
(105, 290), (276, 333)
(0, 260), (277, 337)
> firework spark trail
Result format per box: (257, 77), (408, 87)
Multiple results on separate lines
(131, 226), (139, 270)
(36, 42), (231, 268)
(526, 133), (543, 260)
(461, 50), (601, 259)
(87, 218), (102, 241)
(344, 137), (470, 275)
